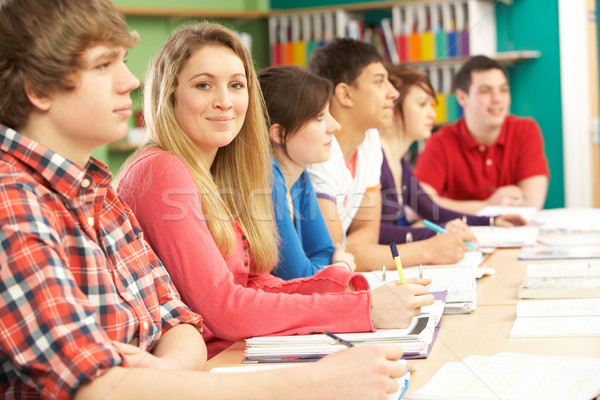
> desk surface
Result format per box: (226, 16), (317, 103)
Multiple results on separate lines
(477, 248), (526, 306)
(206, 248), (600, 395)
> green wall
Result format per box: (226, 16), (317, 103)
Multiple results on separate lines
(496, 1), (563, 208)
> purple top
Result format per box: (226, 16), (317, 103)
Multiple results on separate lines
(379, 151), (490, 244)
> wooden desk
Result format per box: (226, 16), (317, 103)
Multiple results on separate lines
(477, 248), (527, 306)
(206, 249), (600, 396)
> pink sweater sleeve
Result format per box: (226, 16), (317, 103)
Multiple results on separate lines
(117, 150), (374, 344)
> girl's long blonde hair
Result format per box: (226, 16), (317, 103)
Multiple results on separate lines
(118, 22), (278, 273)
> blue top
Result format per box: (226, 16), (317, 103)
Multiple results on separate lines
(271, 158), (335, 280)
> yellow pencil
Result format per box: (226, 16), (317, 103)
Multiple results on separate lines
(389, 242), (406, 284)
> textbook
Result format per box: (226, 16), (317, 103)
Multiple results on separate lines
(243, 292), (446, 363)
(518, 246), (600, 260)
(518, 261), (600, 299)
(509, 298), (600, 338)
(406, 352), (600, 400)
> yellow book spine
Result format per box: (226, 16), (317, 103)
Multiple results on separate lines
(434, 93), (447, 124)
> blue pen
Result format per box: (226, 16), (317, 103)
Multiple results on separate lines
(398, 370), (411, 400)
(422, 219), (478, 249)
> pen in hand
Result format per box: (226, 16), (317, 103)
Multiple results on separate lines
(422, 219), (478, 249)
(389, 242), (406, 284)
(324, 331), (354, 347)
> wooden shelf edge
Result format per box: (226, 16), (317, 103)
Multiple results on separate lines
(119, 6), (269, 19)
(399, 50), (541, 68)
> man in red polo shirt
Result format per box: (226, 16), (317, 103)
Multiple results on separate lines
(414, 55), (549, 214)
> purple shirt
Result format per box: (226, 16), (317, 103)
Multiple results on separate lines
(379, 151), (490, 244)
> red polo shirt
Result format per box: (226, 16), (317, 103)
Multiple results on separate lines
(414, 115), (550, 201)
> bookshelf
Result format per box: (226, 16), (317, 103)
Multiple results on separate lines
(265, 1), (540, 125)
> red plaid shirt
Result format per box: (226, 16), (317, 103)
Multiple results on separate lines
(0, 125), (202, 399)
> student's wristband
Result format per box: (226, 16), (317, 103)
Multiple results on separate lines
(489, 216), (496, 227)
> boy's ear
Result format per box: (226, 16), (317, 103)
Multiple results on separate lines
(333, 82), (354, 108)
(455, 89), (468, 108)
(268, 123), (284, 145)
(24, 81), (52, 112)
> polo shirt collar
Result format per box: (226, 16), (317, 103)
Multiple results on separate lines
(0, 125), (112, 201)
(458, 117), (507, 150)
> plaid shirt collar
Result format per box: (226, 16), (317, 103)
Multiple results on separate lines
(0, 124), (112, 200)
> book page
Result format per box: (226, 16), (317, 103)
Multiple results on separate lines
(408, 353), (600, 399)
(519, 246), (600, 260)
(471, 226), (539, 248)
(526, 261), (600, 277)
(509, 315), (600, 337)
(516, 298), (600, 317)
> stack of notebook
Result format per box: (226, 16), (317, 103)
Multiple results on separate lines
(518, 261), (600, 299)
(243, 292), (446, 363)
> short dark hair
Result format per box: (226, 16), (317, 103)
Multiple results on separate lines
(308, 38), (383, 88)
(259, 65), (332, 154)
(453, 55), (508, 93)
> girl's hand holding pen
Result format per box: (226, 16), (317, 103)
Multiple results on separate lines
(370, 280), (434, 329)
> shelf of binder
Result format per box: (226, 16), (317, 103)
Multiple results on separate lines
(268, 0), (509, 67)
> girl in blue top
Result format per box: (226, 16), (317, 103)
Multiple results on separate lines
(260, 66), (356, 279)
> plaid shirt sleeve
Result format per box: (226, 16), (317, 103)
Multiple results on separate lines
(0, 180), (122, 399)
(122, 206), (203, 337)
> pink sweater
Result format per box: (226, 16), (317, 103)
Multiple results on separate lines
(117, 149), (374, 358)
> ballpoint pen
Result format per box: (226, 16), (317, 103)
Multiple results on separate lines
(422, 219), (478, 249)
(323, 331), (353, 347)
(389, 242), (406, 284)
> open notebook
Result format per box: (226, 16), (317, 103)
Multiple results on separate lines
(407, 352), (600, 400)
(363, 251), (482, 314)
(243, 292), (446, 363)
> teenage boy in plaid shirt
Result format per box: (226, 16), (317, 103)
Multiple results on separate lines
(0, 0), (406, 399)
